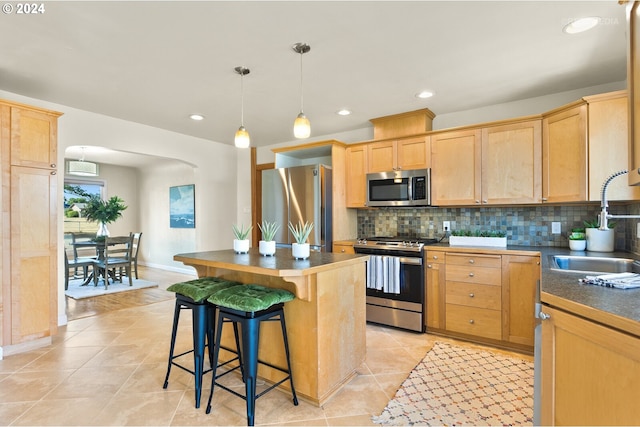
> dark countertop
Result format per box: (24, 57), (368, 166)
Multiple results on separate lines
(427, 243), (640, 334)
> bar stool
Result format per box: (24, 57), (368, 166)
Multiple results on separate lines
(205, 284), (298, 426)
(163, 277), (242, 408)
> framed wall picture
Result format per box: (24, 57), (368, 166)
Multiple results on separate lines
(170, 184), (195, 228)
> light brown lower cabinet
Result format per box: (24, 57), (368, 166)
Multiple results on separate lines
(426, 248), (539, 352)
(540, 305), (640, 426)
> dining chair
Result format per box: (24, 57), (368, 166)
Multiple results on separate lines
(64, 250), (94, 290)
(70, 232), (98, 279)
(92, 235), (134, 289)
(129, 232), (143, 279)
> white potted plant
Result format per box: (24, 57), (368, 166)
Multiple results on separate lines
(584, 218), (616, 252)
(232, 223), (252, 254)
(288, 221), (314, 260)
(258, 220), (279, 256)
(449, 230), (507, 247)
(568, 228), (586, 251)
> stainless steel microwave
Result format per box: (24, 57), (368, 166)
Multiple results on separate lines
(366, 168), (431, 207)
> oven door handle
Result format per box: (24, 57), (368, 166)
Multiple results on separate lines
(398, 257), (422, 266)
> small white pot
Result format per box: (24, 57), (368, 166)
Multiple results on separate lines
(568, 239), (586, 251)
(586, 228), (615, 252)
(233, 239), (250, 254)
(259, 240), (276, 256)
(292, 242), (310, 260)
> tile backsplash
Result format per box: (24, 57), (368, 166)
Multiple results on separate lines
(357, 203), (640, 254)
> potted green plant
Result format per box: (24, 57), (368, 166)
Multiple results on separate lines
(258, 220), (279, 256)
(82, 195), (127, 237)
(568, 227), (586, 251)
(449, 229), (507, 247)
(232, 223), (252, 254)
(288, 221), (314, 260)
(584, 218), (616, 252)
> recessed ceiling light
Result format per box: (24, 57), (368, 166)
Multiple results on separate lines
(416, 91), (434, 99)
(189, 114), (205, 121)
(336, 109), (352, 116)
(563, 17), (600, 34)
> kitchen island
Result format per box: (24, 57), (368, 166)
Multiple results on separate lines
(173, 248), (368, 406)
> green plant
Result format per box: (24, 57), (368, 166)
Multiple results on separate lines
(584, 218), (616, 229)
(232, 223), (252, 240)
(450, 229), (506, 238)
(258, 220), (279, 241)
(82, 195), (127, 224)
(568, 233), (586, 240)
(288, 221), (314, 244)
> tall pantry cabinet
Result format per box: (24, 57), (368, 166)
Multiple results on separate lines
(1, 99), (61, 356)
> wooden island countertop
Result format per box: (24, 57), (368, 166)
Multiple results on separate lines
(174, 248), (369, 406)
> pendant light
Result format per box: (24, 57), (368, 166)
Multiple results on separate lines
(292, 42), (311, 139)
(67, 146), (99, 176)
(234, 66), (251, 148)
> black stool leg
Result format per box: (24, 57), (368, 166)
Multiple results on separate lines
(163, 299), (182, 389)
(279, 310), (298, 405)
(192, 303), (208, 408)
(206, 304), (216, 369)
(241, 316), (260, 427)
(206, 310), (226, 414)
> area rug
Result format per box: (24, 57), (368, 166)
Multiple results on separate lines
(65, 277), (159, 299)
(372, 341), (534, 426)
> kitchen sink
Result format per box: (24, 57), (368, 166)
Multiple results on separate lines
(549, 255), (640, 274)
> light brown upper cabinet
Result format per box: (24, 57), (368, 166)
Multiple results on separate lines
(367, 135), (430, 173)
(482, 119), (542, 205)
(586, 91), (640, 201)
(628, 1), (640, 185)
(542, 102), (588, 203)
(431, 119), (541, 206)
(345, 144), (368, 208)
(431, 128), (482, 205)
(542, 91), (639, 204)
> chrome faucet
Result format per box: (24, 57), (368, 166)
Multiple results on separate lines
(598, 169), (640, 230)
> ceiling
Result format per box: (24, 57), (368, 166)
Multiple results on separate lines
(0, 1), (629, 165)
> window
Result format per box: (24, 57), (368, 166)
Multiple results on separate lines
(63, 179), (104, 233)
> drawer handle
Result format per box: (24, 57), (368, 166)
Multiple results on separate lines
(341, 249), (345, 253)
(427, 264), (432, 268)
(469, 272), (474, 277)
(433, 255), (438, 260)
(469, 319), (475, 324)
(469, 293), (474, 298)
(469, 259), (475, 264)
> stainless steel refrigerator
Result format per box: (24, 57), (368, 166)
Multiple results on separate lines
(261, 164), (332, 252)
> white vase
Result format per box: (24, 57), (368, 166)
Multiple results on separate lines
(586, 228), (615, 252)
(568, 239), (586, 251)
(233, 239), (250, 254)
(96, 222), (110, 238)
(292, 242), (310, 260)
(259, 240), (276, 256)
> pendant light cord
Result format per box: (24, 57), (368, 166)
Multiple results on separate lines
(240, 70), (245, 126)
(299, 51), (304, 114)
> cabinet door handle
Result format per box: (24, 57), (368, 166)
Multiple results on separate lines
(51, 171), (56, 175)
(469, 259), (475, 264)
(469, 272), (474, 277)
(475, 200), (480, 204)
(469, 293), (475, 298)
(427, 264), (432, 268)
(539, 312), (551, 320)
(50, 163), (56, 168)
(469, 319), (475, 324)
(340, 249), (345, 253)
(482, 200), (488, 204)
(433, 255), (438, 260)
(541, 197), (548, 202)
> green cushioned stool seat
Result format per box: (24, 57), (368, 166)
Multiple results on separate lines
(166, 277), (242, 302)
(207, 284), (295, 312)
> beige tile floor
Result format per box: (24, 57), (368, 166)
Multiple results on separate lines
(0, 266), (532, 426)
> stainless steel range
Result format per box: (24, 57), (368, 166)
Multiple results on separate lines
(354, 236), (439, 332)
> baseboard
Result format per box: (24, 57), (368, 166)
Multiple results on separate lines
(139, 261), (196, 276)
(1, 336), (52, 359)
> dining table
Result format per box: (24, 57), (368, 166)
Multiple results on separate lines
(71, 239), (115, 285)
